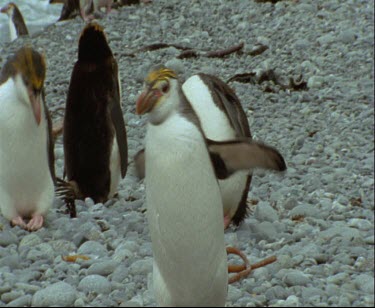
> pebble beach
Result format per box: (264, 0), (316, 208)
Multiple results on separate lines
(0, 0), (374, 306)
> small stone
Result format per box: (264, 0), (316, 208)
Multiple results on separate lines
(307, 76), (325, 89)
(5, 294), (32, 307)
(78, 275), (112, 294)
(283, 198), (298, 210)
(129, 259), (153, 276)
(19, 234), (42, 249)
(283, 271), (311, 286)
(354, 274), (374, 294)
(254, 202), (279, 222)
(227, 285), (243, 302)
(1, 291), (24, 304)
(265, 285), (289, 300)
(32, 282), (77, 307)
(250, 221), (279, 241)
(87, 260), (120, 276)
(289, 204), (320, 218)
(0, 231), (18, 247)
(77, 241), (108, 257)
(74, 298), (85, 307)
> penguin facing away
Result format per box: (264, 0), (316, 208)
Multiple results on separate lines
(135, 72), (286, 228)
(58, 22), (127, 205)
(0, 2), (29, 42)
(136, 67), (286, 306)
(0, 46), (55, 231)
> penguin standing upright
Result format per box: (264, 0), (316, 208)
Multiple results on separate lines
(0, 2), (29, 42)
(58, 22), (127, 205)
(0, 46), (55, 231)
(136, 67), (286, 306)
(135, 73), (282, 228)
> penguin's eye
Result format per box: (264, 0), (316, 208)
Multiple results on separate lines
(161, 82), (169, 93)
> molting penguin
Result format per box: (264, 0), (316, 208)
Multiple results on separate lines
(136, 67), (286, 306)
(135, 73), (286, 228)
(0, 46), (55, 231)
(0, 2), (28, 42)
(182, 74), (252, 228)
(58, 22), (127, 205)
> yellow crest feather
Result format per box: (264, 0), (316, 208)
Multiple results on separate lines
(145, 67), (177, 84)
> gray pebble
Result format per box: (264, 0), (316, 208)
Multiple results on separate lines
(78, 275), (112, 294)
(289, 204), (320, 218)
(32, 282), (77, 307)
(129, 259), (153, 276)
(1, 291), (24, 304)
(283, 271), (311, 286)
(265, 285), (289, 300)
(254, 202), (279, 222)
(87, 260), (120, 276)
(19, 234), (42, 249)
(354, 274), (374, 294)
(5, 295), (32, 307)
(0, 231), (18, 247)
(250, 221), (280, 241)
(77, 241), (108, 257)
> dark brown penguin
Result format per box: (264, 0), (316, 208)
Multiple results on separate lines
(50, 0), (80, 21)
(57, 22), (127, 206)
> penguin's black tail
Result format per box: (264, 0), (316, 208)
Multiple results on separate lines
(55, 177), (78, 218)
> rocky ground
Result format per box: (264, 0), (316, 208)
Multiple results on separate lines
(0, 0), (374, 306)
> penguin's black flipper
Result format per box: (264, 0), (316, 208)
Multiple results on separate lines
(207, 139), (286, 179)
(110, 61), (128, 179)
(55, 177), (78, 217)
(43, 89), (56, 184)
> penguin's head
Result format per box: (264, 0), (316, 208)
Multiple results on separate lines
(3, 46), (46, 125)
(78, 22), (112, 62)
(0, 2), (16, 16)
(136, 66), (180, 124)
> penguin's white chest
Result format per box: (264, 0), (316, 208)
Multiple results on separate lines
(145, 113), (227, 306)
(0, 78), (53, 217)
(8, 17), (18, 41)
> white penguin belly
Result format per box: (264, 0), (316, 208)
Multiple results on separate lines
(183, 75), (249, 217)
(145, 114), (227, 306)
(0, 79), (53, 219)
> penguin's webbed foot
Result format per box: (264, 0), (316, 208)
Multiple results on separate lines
(10, 216), (27, 229)
(26, 214), (44, 231)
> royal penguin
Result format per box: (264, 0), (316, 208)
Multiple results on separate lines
(136, 67), (286, 306)
(0, 46), (55, 231)
(0, 2), (28, 42)
(58, 22), (127, 205)
(135, 73), (284, 228)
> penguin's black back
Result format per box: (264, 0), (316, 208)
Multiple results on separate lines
(63, 23), (120, 203)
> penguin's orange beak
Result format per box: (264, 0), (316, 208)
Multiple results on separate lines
(29, 89), (42, 125)
(136, 88), (162, 115)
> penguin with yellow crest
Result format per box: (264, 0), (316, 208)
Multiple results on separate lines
(0, 46), (55, 231)
(136, 66), (286, 306)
